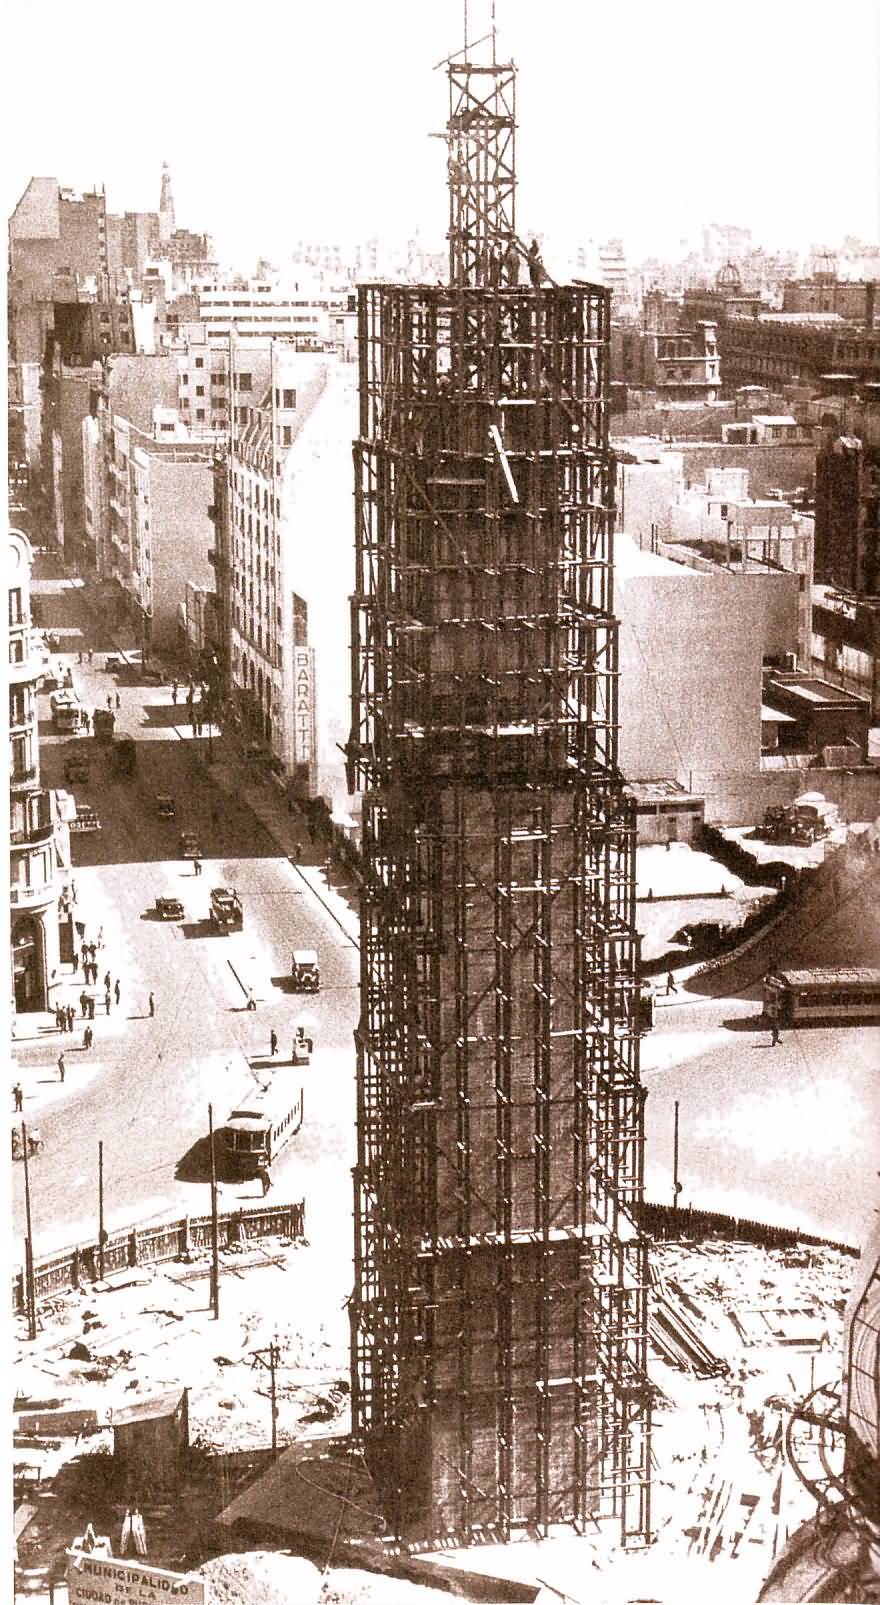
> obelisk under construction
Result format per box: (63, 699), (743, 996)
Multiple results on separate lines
(347, 32), (652, 1549)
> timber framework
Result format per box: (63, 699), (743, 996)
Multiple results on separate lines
(347, 36), (652, 1550)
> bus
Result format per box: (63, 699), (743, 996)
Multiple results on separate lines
(763, 967), (880, 1027)
(222, 1072), (304, 1178)
(50, 690), (86, 734)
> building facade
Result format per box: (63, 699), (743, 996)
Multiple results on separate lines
(8, 530), (70, 1014)
(226, 347), (329, 793)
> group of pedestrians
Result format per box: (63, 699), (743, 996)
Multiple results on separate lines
(55, 1003), (78, 1033)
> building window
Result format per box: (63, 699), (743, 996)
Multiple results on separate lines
(9, 588), (23, 625)
(283, 388), (296, 408)
(237, 373), (252, 392)
(196, 384), (205, 396)
(195, 356), (204, 368)
(181, 372), (189, 384)
(197, 409), (205, 421)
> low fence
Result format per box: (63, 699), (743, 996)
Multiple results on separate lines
(12, 1200), (305, 1314)
(639, 1199), (858, 1257)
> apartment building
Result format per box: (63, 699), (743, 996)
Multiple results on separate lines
(195, 280), (330, 347)
(9, 530), (71, 1014)
(225, 347), (329, 794)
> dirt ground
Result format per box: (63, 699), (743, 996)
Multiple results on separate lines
(13, 1231), (857, 1604)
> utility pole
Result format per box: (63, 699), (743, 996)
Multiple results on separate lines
(21, 1122), (37, 1340)
(98, 1140), (105, 1280)
(672, 1100), (682, 1215)
(252, 1341), (280, 1455)
(208, 1103), (219, 1319)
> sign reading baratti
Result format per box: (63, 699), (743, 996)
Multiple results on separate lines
(66, 1549), (205, 1603)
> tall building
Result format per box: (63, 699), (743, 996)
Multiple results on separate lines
(347, 46), (650, 1548)
(9, 530), (71, 1014)
(225, 347), (332, 794)
(815, 431), (880, 595)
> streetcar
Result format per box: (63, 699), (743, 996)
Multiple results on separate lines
(762, 967), (880, 1027)
(223, 1073), (304, 1178)
(50, 690), (86, 734)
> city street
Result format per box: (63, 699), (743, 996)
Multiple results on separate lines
(641, 988), (878, 1247)
(14, 566), (360, 1306)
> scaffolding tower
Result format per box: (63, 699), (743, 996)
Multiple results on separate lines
(347, 40), (652, 1549)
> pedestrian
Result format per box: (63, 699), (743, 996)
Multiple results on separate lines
(71, 879), (77, 904)
(257, 1164), (271, 1197)
(769, 1007), (782, 1047)
(106, 694), (112, 710)
(58, 1052), (66, 1083)
(148, 992), (155, 1018)
(66, 1004), (75, 1032)
(80, 989), (89, 1018)
(83, 1025), (93, 1050)
(502, 234), (520, 285)
(527, 237), (545, 287)
(55, 1004), (65, 1031)
(114, 978), (121, 1006)
(665, 970), (678, 996)
(193, 857), (202, 877)
(246, 989), (256, 1011)
(13, 1083), (23, 1113)
(295, 841), (303, 862)
(172, 682), (178, 706)
(104, 990), (111, 1015)
(78, 650), (83, 664)
(270, 1028), (278, 1056)
(103, 970), (111, 992)
(88, 995), (95, 1019)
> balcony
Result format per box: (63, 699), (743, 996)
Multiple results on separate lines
(9, 878), (56, 909)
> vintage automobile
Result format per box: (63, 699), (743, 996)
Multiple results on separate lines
(291, 949), (320, 992)
(210, 886), (243, 931)
(155, 895), (185, 921)
(104, 654), (123, 673)
(179, 831), (201, 860)
(156, 794), (176, 819)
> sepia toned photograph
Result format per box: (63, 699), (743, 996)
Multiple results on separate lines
(5, 2), (880, 1601)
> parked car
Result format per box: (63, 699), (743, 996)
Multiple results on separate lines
(156, 794), (176, 818)
(155, 895), (185, 921)
(105, 654), (123, 672)
(179, 831), (201, 860)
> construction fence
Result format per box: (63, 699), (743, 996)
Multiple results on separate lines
(640, 1200), (858, 1257)
(11, 1200), (305, 1314)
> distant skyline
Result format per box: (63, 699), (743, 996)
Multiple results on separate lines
(5, 0), (880, 273)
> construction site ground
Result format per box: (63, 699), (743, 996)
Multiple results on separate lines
(14, 1230), (857, 1604)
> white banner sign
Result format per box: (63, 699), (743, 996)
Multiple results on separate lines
(294, 646), (315, 766)
(66, 1550), (205, 1603)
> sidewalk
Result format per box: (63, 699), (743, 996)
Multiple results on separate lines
(198, 748), (360, 950)
(11, 861), (142, 1124)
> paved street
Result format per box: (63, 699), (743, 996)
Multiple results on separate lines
(14, 566), (360, 1303)
(641, 988), (878, 1247)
